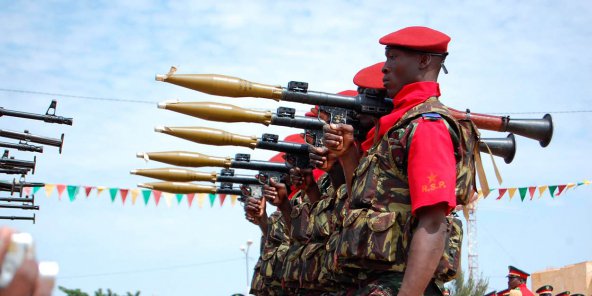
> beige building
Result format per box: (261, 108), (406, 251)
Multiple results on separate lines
(531, 261), (591, 295)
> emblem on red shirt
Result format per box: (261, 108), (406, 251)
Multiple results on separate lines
(422, 172), (447, 192)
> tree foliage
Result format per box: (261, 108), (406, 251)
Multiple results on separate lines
(58, 286), (140, 296)
(447, 270), (490, 296)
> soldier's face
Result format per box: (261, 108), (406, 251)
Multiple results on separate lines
(507, 276), (521, 289)
(382, 47), (420, 99)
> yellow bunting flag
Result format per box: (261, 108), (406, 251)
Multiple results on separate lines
(565, 183), (576, 192)
(508, 188), (517, 200)
(131, 189), (139, 205)
(44, 184), (55, 197)
(538, 186), (548, 198)
(230, 195), (238, 207)
(164, 193), (173, 208)
(96, 186), (106, 197)
(197, 193), (206, 208)
(584, 180), (591, 185)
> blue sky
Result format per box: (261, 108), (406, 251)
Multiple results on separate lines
(1, 1), (591, 295)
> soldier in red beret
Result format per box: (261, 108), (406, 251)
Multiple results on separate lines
(507, 265), (535, 296)
(323, 26), (469, 296)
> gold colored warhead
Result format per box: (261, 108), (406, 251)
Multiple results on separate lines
(130, 168), (217, 182)
(155, 127), (258, 149)
(157, 101), (272, 125)
(155, 67), (283, 100)
(135, 151), (232, 168)
(138, 182), (217, 194)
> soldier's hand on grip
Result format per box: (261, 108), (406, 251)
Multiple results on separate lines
(322, 123), (356, 157)
(263, 179), (289, 207)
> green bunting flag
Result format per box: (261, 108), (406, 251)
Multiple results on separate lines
(176, 194), (183, 204)
(33, 186), (42, 194)
(109, 188), (118, 202)
(209, 193), (216, 207)
(67, 185), (80, 202)
(142, 190), (151, 205)
(518, 187), (528, 201)
(548, 185), (557, 198)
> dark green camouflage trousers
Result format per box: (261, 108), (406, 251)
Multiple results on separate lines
(346, 272), (443, 296)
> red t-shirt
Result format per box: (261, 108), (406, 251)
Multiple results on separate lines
(407, 117), (456, 215)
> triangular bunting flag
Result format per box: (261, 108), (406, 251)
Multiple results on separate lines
(231, 195), (238, 206)
(496, 188), (507, 200)
(84, 186), (93, 197)
(197, 193), (205, 208)
(44, 184), (55, 197)
(187, 193), (195, 208)
(565, 183), (576, 192)
(23, 187), (31, 196)
(548, 185), (557, 198)
(67, 185), (80, 202)
(96, 186), (106, 197)
(219, 194), (227, 206)
(555, 185), (567, 196)
(109, 188), (118, 202)
(508, 188), (517, 200)
(131, 189), (139, 205)
(142, 190), (151, 205)
(528, 187), (536, 200)
(164, 193), (173, 208)
(56, 184), (66, 200)
(584, 180), (591, 185)
(120, 189), (129, 205)
(518, 187), (528, 201)
(153, 190), (162, 206)
(577, 182), (584, 186)
(538, 186), (547, 198)
(176, 194), (183, 204)
(209, 194), (216, 207)
(33, 186), (42, 194)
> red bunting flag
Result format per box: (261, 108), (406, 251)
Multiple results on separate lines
(555, 185), (567, 196)
(23, 187), (31, 196)
(84, 186), (93, 197)
(528, 187), (536, 200)
(56, 184), (66, 200)
(496, 188), (507, 200)
(187, 193), (195, 208)
(153, 190), (162, 206)
(120, 189), (129, 205)
(219, 194), (227, 206)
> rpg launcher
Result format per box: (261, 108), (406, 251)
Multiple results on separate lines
(0, 150), (36, 174)
(155, 68), (553, 147)
(154, 126), (310, 168)
(136, 152), (289, 185)
(131, 168), (260, 185)
(0, 100), (73, 125)
(0, 129), (64, 154)
(138, 182), (243, 195)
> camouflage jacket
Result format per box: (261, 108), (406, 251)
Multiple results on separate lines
(337, 98), (473, 275)
(260, 211), (290, 287)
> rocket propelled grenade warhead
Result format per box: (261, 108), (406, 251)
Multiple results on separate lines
(159, 101), (325, 131)
(138, 151), (290, 173)
(155, 127), (310, 156)
(156, 67), (283, 100)
(131, 168), (260, 184)
(138, 182), (219, 194)
(138, 182), (243, 195)
(155, 126), (258, 149)
(159, 101), (273, 125)
(131, 168), (218, 182)
(136, 151), (232, 168)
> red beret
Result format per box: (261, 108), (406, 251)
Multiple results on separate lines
(379, 26), (450, 54)
(283, 133), (304, 143)
(353, 62), (385, 90)
(268, 152), (285, 163)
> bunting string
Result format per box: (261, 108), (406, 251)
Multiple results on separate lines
(12, 180), (590, 208)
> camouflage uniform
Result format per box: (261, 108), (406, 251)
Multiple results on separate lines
(250, 237), (266, 295)
(337, 98), (475, 295)
(282, 191), (312, 293)
(259, 210), (290, 296)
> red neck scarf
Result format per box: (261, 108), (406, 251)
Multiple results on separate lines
(360, 81), (441, 152)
